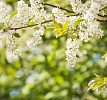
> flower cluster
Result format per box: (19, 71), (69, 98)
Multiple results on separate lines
(78, 20), (104, 42)
(52, 8), (67, 24)
(27, 26), (44, 48)
(6, 49), (22, 62)
(68, 16), (80, 31)
(0, 0), (106, 66)
(69, 0), (82, 13)
(65, 0), (106, 66)
(0, 0), (50, 61)
(79, 0), (107, 40)
(66, 38), (80, 67)
(0, 2), (9, 24)
(10, 0), (31, 28)
(6, 30), (21, 61)
(30, 0), (51, 24)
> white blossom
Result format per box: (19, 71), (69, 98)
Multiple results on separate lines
(0, 0), (106, 65)
(68, 16), (80, 31)
(68, 0), (104, 44)
(52, 8), (67, 24)
(78, 20), (104, 42)
(104, 54), (107, 63)
(10, 0), (31, 28)
(0, 2), (9, 24)
(27, 27), (44, 48)
(6, 31), (21, 61)
(66, 38), (80, 67)
(6, 49), (22, 62)
(69, 0), (83, 13)
(30, 0), (51, 24)
(83, 2), (100, 21)
(91, 0), (107, 10)
(6, 34), (17, 51)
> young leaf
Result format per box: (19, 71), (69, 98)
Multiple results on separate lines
(0, 23), (4, 30)
(53, 20), (63, 37)
(8, 11), (18, 23)
(88, 74), (107, 91)
(62, 21), (68, 30)
(28, 22), (35, 26)
(53, 20), (68, 37)
(94, 73), (103, 81)
(104, 77), (107, 82)
(73, 18), (84, 28)
(88, 81), (103, 91)
(13, 33), (21, 38)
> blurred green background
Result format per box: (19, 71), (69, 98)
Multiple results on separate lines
(0, 0), (107, 100)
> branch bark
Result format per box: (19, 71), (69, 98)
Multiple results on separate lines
(41, 2), (107, 18)
(7, 2), (107, 30)
(8, 20), (53, 30)
(41, 2), (74, 13)
(96, 19), (107, 22)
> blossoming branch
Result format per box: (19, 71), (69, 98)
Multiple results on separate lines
(0, 0), (107, 66)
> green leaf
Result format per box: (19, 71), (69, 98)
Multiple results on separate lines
(88, 81), (103, 91)
(88, 74), (107, 91)
(53, 20), (68, 38)
(13, 33), (21, 38)
(28, 22), (35, 26)
(8, 11), (18, 23)
(104, 77), (107, 82)
(62, 21), (68, 30)
(94, 73), (103, 81)
(0, 23), (4, 30)
(29, 15), (35, 21)
(73, 18), (84, 28)
(3, 29), (7, 32)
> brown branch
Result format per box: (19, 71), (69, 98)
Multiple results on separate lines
(8, 19), (107, 31)
(41, 2), (74, 13)
(97, 14), (107, 17)
(96, 19), (107, 22)
(8, 20), (53, 30)
(6, 2), (107, 30)
(41, 2), (107, 18)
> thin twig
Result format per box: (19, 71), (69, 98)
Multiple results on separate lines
(8, 19), (107, 31)
(41, 2), (107, 18)
(7, 2), (107, 30)
(8, 20), (53, 30)
(41, 2), (74, 13)
(96, 19), (107, 22)
(97, 14), (107, 17)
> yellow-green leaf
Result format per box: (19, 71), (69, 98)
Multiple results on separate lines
(94, 73), (103, 81)
(8, 11), (18, 23)
(73, 18), (84, 28)
(62, 21), (68, 30)
(0, 23), (4, 30)
(88, 80), (103, 91)
(88, 74), (106, 91)
(53, 20), (63, 37)
(53, 20), (68, 38)
(28, 22), (35, 26)
(104, 77), (107, 82)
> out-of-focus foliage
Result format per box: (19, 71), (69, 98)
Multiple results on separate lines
(0, 0), (107, 100)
